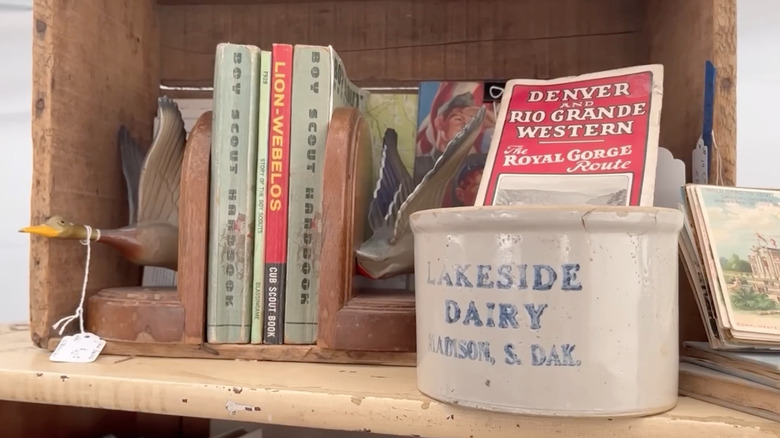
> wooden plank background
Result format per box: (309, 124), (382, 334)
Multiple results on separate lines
(158, 0), (647, 88)
(30, 0), (160, 346)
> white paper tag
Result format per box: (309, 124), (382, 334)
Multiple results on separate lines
(692, 137), (709, 184)
(49, 332), (106, 363)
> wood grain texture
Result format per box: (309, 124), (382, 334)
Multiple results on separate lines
(317, 108), (360, 349)
(711, 0), (737, 186)
(317, 108), (416, 352)
(1, 399), (209, 438)
(158, 0), (646, 88)
(178, 111), (212, 343)
(158, 0), (333, 3)
(29, 0), (160, 347)
(646, 0), (737, 348)
(86, 286), (185, 343)
(645, 0), (736, 186)
(679, 362), (780, 422)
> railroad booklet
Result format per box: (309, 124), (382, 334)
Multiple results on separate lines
(474, 65), (663, 207)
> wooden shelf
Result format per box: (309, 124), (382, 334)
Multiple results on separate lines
(156, 0), (325, 4)
(1, 324), (778, 438)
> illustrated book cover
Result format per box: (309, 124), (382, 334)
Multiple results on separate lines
(474, 65), (663, 208)
(680, 184), (780, 350)
(414, 81), (501, 208)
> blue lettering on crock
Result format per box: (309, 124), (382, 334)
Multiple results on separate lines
(445, 300), (547, 330)
(425, 260), (583, 367)
(530, 343), (582, 366)
(427, 334), (497, 365)
(427, 262), (582, 291)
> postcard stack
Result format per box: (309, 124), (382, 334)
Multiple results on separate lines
(679, 184), (780, 420)
(679, 184), (780, 349)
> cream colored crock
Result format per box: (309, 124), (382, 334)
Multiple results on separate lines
(409, 205), (684, 417)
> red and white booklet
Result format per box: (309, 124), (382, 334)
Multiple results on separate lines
(474, 65), (663, 207)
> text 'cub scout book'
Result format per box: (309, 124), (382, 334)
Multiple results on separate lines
(475, 65), (663, 208)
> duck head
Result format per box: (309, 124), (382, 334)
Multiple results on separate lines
(19, 215), (97, 240)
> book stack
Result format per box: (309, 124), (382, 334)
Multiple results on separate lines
(197, 42), (508, 347)
(204, 42), (374, 345)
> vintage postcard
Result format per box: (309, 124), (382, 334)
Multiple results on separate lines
(695, 185), (780, 338)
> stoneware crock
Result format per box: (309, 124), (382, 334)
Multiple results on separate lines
(409, 205), (684, 417)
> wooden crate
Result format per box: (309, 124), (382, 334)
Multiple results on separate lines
(28, 0), (735, 362)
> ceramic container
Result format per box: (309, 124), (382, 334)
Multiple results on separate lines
(409, 205), (684, 417)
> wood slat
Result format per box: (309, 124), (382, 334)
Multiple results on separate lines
(2, 400), (209, 438)
(645, 0), (737, 348)
(158, 0), (646, 88)
(646, 0), (736, 186)
(30, 0), (161, 347)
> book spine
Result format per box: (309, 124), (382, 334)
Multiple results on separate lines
(330, 48), (368, 111)
(262, 43), (293, 344)
(283, 45), (332, 344)
(206, 43), (260, 344)
(250, 49), (273, 344)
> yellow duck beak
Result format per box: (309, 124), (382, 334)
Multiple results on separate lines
(19, 224), (60, 238)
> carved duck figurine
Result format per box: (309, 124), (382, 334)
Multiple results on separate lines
(355, 106), (486, 279)
(19, 96), (187, 271)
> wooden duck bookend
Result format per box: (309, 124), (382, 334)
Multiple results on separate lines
(83, 109), (212, 344)
(317, 107), (417, 352)
(83, 108), (212, 344)
(21, 96), (210, 344)
(21, 96), (185, 270)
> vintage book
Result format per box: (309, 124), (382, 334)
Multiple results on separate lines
(250, 49), (272, 344)
(414, 81), (501, 208)
(679, 361), (780, 423)
(206, 43), (261, 343)
(262, 43), (293, 345)
(679, 184), (780, 350)
(683, 341), (780, 389)
(283, 45), (368, 344)
(474, 65), (663, 207)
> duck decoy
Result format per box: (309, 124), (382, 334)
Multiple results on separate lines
(20, 96), (187, 271)
(355, 105), (486, 279)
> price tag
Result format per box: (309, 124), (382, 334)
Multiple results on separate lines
(692, 137), (709, 184)
(49, 332), (106, 363)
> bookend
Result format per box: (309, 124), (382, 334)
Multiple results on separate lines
(72, 108), (415, 365)
(84, 111), (213, 345)
(317, 107), (417, 352)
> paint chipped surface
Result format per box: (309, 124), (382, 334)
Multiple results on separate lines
(225, 400), (261, 415)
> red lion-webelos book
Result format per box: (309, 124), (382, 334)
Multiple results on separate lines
(475, 65), (663, 208)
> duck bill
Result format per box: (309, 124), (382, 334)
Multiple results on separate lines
(19, 224), (59, 237)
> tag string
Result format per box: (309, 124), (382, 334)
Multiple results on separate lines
(711, 130), (724, 186)
(52, 225), (100, 336)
